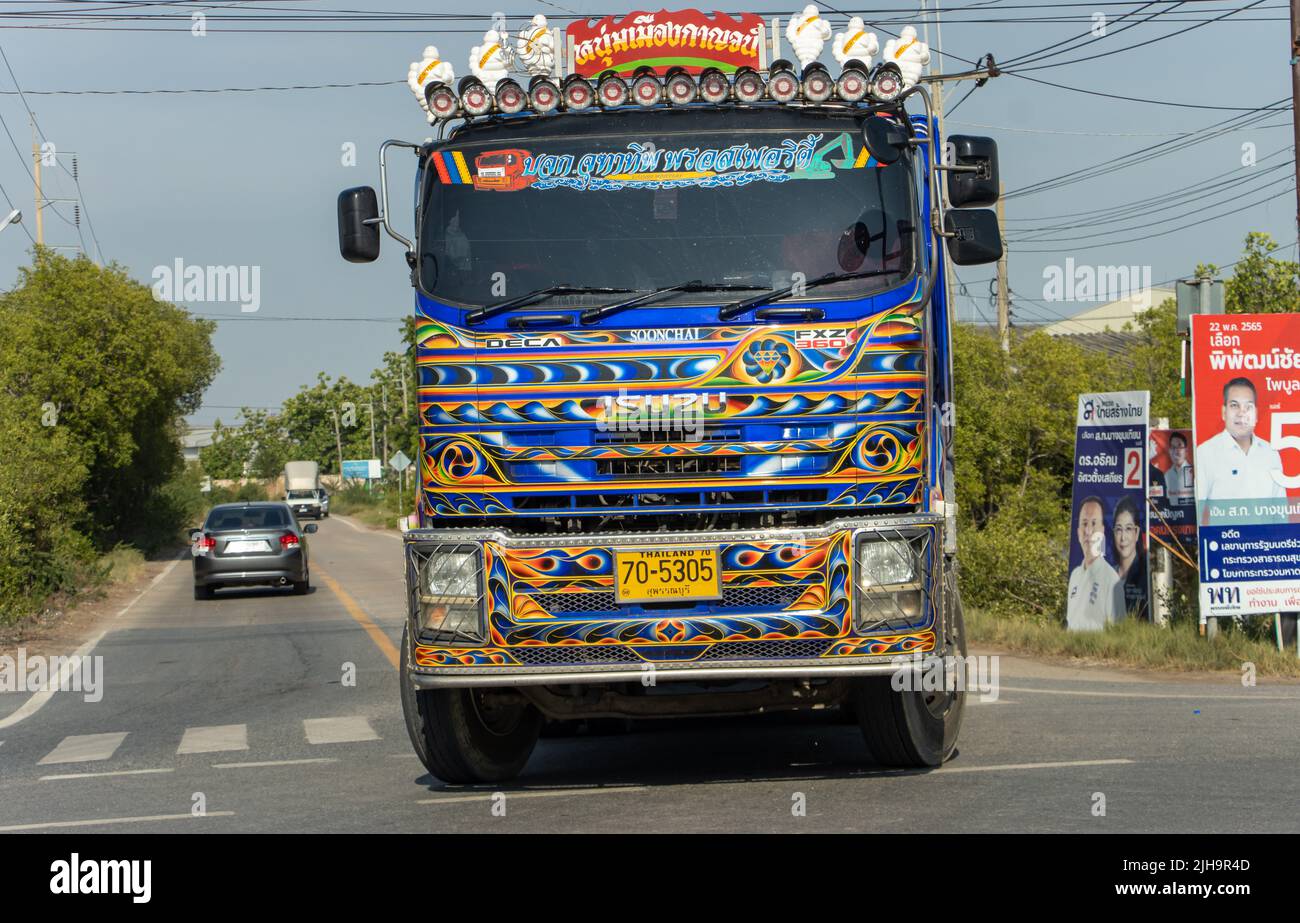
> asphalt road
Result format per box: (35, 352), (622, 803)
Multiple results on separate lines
(1, 516), (1297, 834)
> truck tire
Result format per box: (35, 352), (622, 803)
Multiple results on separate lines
(194, 583), (214, 601)
(855, 567), (967, 768)
(400, 625), (541, 784)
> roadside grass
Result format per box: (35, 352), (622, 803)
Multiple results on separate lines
(967, 607), (1300, 678)
(330, 485), (408, 531)
(96, 545), (147, 585)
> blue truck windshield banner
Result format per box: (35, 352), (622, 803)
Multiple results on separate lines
(430, 131), (888, 193)
(1067, 391), (1151, 631)
(1191, 314), (1300, 621)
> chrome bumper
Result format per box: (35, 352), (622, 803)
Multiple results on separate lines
(403, 514), (947, 686)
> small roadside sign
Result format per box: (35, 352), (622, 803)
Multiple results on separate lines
(389, 450), (412, 472)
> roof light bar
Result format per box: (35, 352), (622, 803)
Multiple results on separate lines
(664, 67), (696, 106)
(732, 67), (765, 103)
(835, 63), (870, 103)
(870, 62), (905, 103)
(801, 63), (834, 104)
(458, 77), (493, 117)
(597, 72), (629, 108)
(631, 69), (662, 107)
(767, 60), (800, 103)
(425, 82), (458, 120)
(698, 67), (730, 104)
(494, 78), (527, 114)
(562, 74), (594, 110)
(529, 75), (560, 113)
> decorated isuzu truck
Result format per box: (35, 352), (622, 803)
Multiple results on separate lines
(337, 7), (1002, 783)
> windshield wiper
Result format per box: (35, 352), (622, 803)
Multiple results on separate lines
(718, 269), (899, 321)
(465, 285), (634, 325)
(580, 280), (761, 325)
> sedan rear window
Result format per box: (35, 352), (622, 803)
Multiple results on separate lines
(205, 506), (289, 531)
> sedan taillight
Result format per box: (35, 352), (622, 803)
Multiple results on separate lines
(198, 534), (216, 551)
(280, 532), (300, 550)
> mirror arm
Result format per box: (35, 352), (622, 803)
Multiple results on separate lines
(378, 139), (421, 254)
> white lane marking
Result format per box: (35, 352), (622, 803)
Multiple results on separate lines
(966, 698), (1016, 706)
(999, 684), (1300, 702)
(418, 786), (647, 805)
(0, 552), (185, 733)
(38, 732), (129, 765)
(333, 514), (402, 540)
(41, 768), (174, 782)
(939, 758), (1134, 774)
(117, 552), (186, 619)
(0, 811), (234, 832)
(213, 757), (338, 769)
(304, 716), (380, 745)
(0, 632), (103, 732)
(178, 724), (248, 755)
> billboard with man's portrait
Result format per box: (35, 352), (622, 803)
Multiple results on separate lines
(1191, 314), (1300, 621)
(1149, 428), (1196, 555)
(1067, 391), (1151, 631)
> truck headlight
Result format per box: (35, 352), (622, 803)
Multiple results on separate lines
(418, 545), (485, 640)
(854, 534), (927, 631)
(856, 537), (917, 587)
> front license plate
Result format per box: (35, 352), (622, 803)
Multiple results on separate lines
(226, 540), (270, 554)
(615, 547), (721, 604)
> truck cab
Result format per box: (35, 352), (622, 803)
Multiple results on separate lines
(338, 8), (1001, 783)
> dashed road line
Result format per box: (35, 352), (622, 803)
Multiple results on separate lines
(304, 716), (380, 745)
(178, 724), (249, 755)
(38, 732), (129, 765)
(213, 757), (338, 769)
(418, 786), (647, 805)
(939, 758), (1134, 774)
(40, 768), (174, 782)
(0, 811), (234, 832)
(999, 684), (1300, 701)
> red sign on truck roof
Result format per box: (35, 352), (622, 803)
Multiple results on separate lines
(566, 9), (766, 77)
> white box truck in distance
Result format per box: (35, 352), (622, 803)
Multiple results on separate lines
(284, 461), (326, 519)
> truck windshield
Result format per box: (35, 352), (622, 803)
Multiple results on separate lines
(419, 107), (918, 311)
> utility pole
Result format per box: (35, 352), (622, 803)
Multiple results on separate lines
(381, 382), (389, 485)
(1291, 0), (1300, 232)
(31, 116), (43, 246)
(996, 181), (1009, 352)
(328, 408), (345, 486)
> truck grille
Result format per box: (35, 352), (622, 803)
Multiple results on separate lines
(506, 638), (834, 666)
(593, 456), (743, 479)
(531, 583), (813, 616)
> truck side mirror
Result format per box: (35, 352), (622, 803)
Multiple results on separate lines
(862, 116), (909, 166)
(945, 135), (999, 208)
(338, 186), (381, 263)
(944, 209), (1002, 265)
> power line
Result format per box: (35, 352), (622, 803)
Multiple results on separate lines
(1013, 181), (1296, 252)
(1009, 157), (1293, 239)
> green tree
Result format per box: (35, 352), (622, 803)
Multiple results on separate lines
(1224, 232), (1300, 314)
(0, 249), (219, 619)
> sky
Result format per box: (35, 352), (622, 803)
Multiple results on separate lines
(0, 1), (1293, 427)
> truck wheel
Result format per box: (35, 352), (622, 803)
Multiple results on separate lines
(194, 583), (214, 601)
(400, 626), (541, 784)
(855, 568), (966, 767)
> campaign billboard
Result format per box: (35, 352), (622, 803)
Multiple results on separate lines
(1191, 314), (1300, 621)
(1148, 428), (1196, 556)
(1067, 391), (1151, 631)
